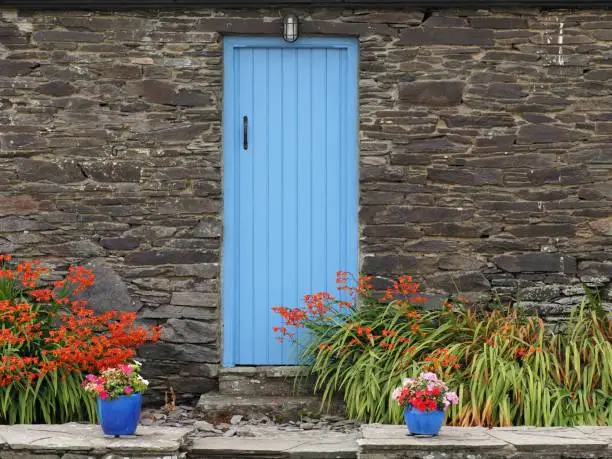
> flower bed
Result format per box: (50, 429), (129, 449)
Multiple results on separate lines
(273, 272), (612, 427)
(0, 255), (159, 424)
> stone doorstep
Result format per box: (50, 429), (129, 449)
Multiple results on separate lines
(358, 425), (612, 459)
(0, 423), (193, 454)
(195, 392), (345, 422)
(219, 366), (316, 397)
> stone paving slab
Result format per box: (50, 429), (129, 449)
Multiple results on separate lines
(359, 425), (612, 459)
(189, 438), (304, 458)
(576, 426), (612, 443)
(0, 423), (193, 457)
(189, 431), (359, 458)
(359, 425), (514, 458)
(487, 426), (609, 454)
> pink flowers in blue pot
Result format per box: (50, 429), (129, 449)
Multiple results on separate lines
(83, 361), (149, 436)
(392, 372), (459, 436)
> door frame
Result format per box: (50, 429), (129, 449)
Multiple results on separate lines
(221, 35), (359, 368)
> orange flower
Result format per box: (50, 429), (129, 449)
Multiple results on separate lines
(0, 256), (159, 387)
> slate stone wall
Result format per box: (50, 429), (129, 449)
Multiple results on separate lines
(0, 7), (610, 400)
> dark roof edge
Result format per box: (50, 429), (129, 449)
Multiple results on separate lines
(1, 0), (611, 9)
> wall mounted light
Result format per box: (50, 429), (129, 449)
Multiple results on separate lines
(283, 14), (299, 43)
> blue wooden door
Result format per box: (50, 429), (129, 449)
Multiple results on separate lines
(223, 36), (358, 366)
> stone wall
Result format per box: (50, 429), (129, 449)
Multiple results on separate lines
(0, 7), (610, 400)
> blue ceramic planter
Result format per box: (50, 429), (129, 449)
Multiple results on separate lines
(404, 407), (445, 436)
(97, 394), (142, 437)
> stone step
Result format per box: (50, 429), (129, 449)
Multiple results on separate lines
(189, 432), (359, 459)
(219, 366), (315, 396)
(195, 392), (345, 423)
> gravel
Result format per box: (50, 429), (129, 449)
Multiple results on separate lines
(139, 404), (361, 439)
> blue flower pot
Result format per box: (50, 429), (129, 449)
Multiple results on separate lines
(97, 394), (142, 437)
(404, 407), (445, 436)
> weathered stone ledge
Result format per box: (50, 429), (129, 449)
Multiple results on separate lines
(0, 423), (609, 458)
(359, 425), (612, 459)
(0, 423), (193, 458)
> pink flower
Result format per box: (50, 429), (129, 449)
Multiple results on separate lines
(443, 399), (451, 409)
(85, 374), (97, 382)
(420, 372), (438, 382)
(118, 364), (133, 376)
(402, 378), (415, 386)
(99, 390), (109, 400)
(445, 391), (459, 405)
(124, 386), (134, 395)
(391, 388), (402, 401)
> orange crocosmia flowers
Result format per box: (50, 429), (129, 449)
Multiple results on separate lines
(66, 265), (95, 295)
(29, 289), (53, 302)
(357, 275), (373, 294)
(0, 255), (159, 388)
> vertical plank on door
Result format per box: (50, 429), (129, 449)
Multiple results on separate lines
(252, 47), (270, 364)
(296, 48), (313, 349)
(267, 47), (286, 364)
(237, 48), (255, 364)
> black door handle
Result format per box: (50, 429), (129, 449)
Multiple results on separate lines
(243, 115), (248, 150)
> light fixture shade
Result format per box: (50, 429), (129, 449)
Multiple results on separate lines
(283, 14), (299, 43)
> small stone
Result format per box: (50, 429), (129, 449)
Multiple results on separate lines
(300, 422), (314, 430)
(125, 251), (214, 265)
(322, 415), (343, 422)
(590, 217), (612, 236)
(16, 159), (84, 184)
(194, 420), (216, 432)
(399, 27), (494, 45)
(140, 418), (154, 426)
(494, 253), (577, 274)
(517, 124), (586, 144)
(223, 428), (237, 437)
(34, 30), (104, 42)
(399, 81), (465, 106)
(79, 261), (141, 314)
(217, 422), (230, 431)
(230, 415), (243, 425)
(161, 319), (217, 345)
(100, 237), (139, 250)
(236, 427), (256, 437)
(36, 81), (78, 97)
(0, 60), (38, 77)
